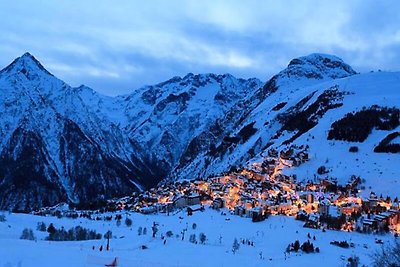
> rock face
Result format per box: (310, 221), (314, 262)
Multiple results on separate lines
(168, 53), (359, 180)
(1, 52), (399, 210)
(0, 53), (159, 211)
(0, 53), (262, 210)
(121, 73), (263, 174)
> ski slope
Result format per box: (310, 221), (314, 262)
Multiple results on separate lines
(0, 209), (396, 267)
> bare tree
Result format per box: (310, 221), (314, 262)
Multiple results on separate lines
(372, 241), (400, 267)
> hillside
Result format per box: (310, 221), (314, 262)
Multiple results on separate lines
(171, 55), (400, 198)
(0, 52), (399, 210)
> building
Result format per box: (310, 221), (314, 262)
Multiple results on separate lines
(187, 193), (201, 206)
(307, 193), (315, 204)
(139, 206), (157, 214)
(318, 199), (330, 217)
(234, 205), (246, 216)
(360, 217), (377, 233)
(187, 204), (205, 215)
(339, 203), (361, 215)
(173, 195), (187, 208)
(173, 193), (201, 208)
(247, 206), (265, 222)
(212, 197), (225, 209)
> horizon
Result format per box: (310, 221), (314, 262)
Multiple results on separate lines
(1, 1), (399, 96)
(1, 50), (396, 98)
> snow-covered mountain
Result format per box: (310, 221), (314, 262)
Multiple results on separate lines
(119, 73), (262, 174)
(0, 53), (262, 210)
(171, 54), (400, 197)
(0, 52), (398, 210)
(0, 53), (159, 211)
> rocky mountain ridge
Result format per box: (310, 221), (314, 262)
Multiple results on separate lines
(0, 52), (398, 210)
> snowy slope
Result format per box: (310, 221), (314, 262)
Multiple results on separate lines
(281, 72), (400, 197)
(0, 209), (396, 267)
(120, 73), (262, 173)
(0, 53), (262, 210)
(0, 53), (157, 211)
(0, 52), (398, 210)
(171, 54), (400, 198)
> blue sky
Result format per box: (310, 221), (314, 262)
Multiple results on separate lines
(0, 1), (399, 95)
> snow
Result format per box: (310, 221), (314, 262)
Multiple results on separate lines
(282, 72), (400, 197)
(181, 67), (400, 198)
(122, 73), (262, 168)
(0, 209), (397, 266)
(1, 52), (398, 201)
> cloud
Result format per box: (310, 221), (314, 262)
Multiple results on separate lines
(0, 0), (399, 95)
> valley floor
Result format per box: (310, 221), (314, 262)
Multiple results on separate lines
(0, 208), (397, 267)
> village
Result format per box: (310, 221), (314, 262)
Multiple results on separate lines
(116, 145), (400, 237)
(34, 145), (400, 238)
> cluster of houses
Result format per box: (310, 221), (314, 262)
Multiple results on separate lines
(121, 145), (400, 235)
(358, 210), (400, 233)
(32, 145), (399, 236)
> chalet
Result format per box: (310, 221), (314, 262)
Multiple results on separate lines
(307, 193), (315, 204)
(306, 213), (320, 228)
(156, 203), (173, 213)
(187, 204), (204, 215)
(212, 197), (225, 209)
(375, 210), (400, 229)
(246, 206), (265, 222)
(360, 217), (377, 233)
(366, 192), (379, 208)
(387, 210), (400, 225)
(318, 199), (330, 217)
(173, 195), (187, 208)
(139, 206), (157, 214)
(356, 210), (400, 233)
(187, 193), (201, 206)
(296, 209), (308, 220)
(339, 203), (361, 216)
(271, 202), (292, 214)
(391, 200), (400, 210)
(173, 193), (201, 208)
(234, 205), (246, 216)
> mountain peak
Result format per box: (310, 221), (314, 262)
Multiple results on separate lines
(0, 52), (53, 77)
(20, 52), (35, 60)
(283, 53), (357, 80)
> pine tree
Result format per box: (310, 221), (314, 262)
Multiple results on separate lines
(152, 222), (158, 238)
(36, 222), (47, 232)
(293, 240), (300, 252)
(47, 223), (56, 234)
(20, 228), (36, 241)
(125, 218), (133, 227)
(104, 230), (112, 239)
(199, 233), (206, 244)
(189, 234), (197, 244)
(166, 231), (173, 238)
(232, 238), (240, 254)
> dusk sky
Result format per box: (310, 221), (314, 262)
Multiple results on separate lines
(1, 1), (399, 96)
